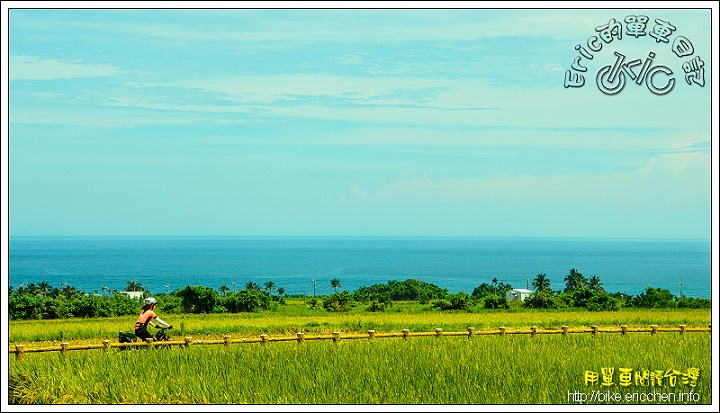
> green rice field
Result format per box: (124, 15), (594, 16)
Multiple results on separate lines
(7, 305), (713, 405)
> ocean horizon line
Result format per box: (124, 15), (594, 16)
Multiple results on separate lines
(7, 235), (712, 243)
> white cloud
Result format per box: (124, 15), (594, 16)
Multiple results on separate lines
(544, 63), (564, 72)
(41, 9), (593, 46)
(9, 55), (121, 80)
(171, 72), (709, 129)
(331, 151), (710, 206)
(638, 152), (711, 177)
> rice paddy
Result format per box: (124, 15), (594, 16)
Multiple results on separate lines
(7, 304), (713, 405)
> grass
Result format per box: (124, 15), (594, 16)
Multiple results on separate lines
(8, 301), (711, 347)
(8, 331), (711, 405)
(8, 302), (712, 405)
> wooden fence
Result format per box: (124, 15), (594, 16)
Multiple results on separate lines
(9, 324), (711, 361)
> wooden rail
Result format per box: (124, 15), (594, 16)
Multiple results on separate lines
(9, 324), (711, 361)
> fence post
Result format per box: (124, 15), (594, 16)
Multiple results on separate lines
(402, 329), (410, 341)
(561, 326), (568, 336)
(591, 325), (598, 336)
(224, 335), (231, 347)
(103, 340), (111, 353)
(15, 345), (24, 361)
(531, 326), (537, 337)
(467, 327), (474, 339)
(332, 331), (341, 344)
(679, 325), (686, 336)
(184, 336), (192, 347)
(297, 332), (305, 344)
(368, 330), (376, 341)
(651, 325), (658, 335)
(260, 334), (269, 347)
(435, 328), (443, 338)
(499, 327), (506, 336)
(61, 342), (69, 355)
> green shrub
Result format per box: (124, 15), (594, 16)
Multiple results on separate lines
(323, 291), (355, 312)
(366, 301), (388, 312)
(212, 305), (228, 313)
(522, 292), (558, 309)
(156, 294), (183, 314)
(176, 285), (218, 313)
(631, 286), (676, 308)
(8, 294), (47, 320)
(482, 294), (508, 310)
(219, 290), (275, 313)
(433, 292), (475, 310)
(675, 297), (712, 309)
(354, 279), (448, 302)
(568, 287), (595, 308)
(586, 294), (619, 312)
(472, 282), (513, 298)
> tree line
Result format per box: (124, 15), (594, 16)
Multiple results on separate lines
(8, 269), (710, 320)
(464, 268), (710, 312)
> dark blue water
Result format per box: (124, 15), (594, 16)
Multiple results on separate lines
(7, 236), (712, 299)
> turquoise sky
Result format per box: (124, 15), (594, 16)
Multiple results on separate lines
(4, 6), (716, 238)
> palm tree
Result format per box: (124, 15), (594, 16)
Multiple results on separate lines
(219, 284), (230, 296)
(245, 281), (260, 291)
(125, 279), (144, 292)
(564, 268), (588, 293)
(330, 278), (342, 292)
(489, 277), (499, 294)
(37, 281), (53, 297)
(277, 287), (285, 297)
(532, 273), (551, 293)
(588, 275), (605, 292)
(264, 280), (276, 294)
(60, 283), (78, 298)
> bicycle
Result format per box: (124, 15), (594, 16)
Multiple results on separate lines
(596, 51), (675, 96)
(119, 326), (173, 343)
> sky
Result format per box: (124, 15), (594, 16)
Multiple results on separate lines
(3, 3), (718, 239)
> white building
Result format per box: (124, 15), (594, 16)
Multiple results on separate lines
(120, 291), (145, 300)
(506, 288), (534, 302)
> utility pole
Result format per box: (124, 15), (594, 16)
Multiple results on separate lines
(679, 280), (683, 299)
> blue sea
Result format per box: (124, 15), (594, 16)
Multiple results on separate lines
(7, 236), (713, 299)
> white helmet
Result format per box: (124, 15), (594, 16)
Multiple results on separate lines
(144, 297), (157, 305)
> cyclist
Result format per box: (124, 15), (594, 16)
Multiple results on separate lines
(134, 297), (172, 342)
